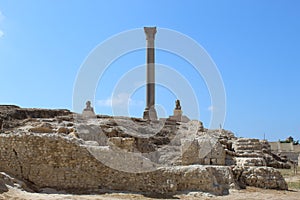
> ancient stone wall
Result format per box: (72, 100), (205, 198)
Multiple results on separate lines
(0, 132), (235, 195)
(269, 142), (279, 151)
(293, 145), (300, 153)
(269, 142), (300, 153)
(269, 142), (300, 163)
(280, 143), (294, 152)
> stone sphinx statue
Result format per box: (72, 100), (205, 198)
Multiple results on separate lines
(168, 99), (190, 122)
(84, 101), (94, 112)
(82, 100), (96, 118)
(175, 100), (181, 110)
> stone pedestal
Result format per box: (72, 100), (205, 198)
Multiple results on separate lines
(143, 107), (158, 121)
(172, 109), (182, 121)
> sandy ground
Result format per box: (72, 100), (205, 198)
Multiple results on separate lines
(0, 186), (299, 200)
(1, 173), (299, 200)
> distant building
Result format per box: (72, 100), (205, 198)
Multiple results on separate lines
(269, 141), (300, 164)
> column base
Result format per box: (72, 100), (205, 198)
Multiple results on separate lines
(143, 107), (158, 121)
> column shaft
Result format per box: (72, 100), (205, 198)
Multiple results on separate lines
(143, 27), (157, 120)
(146, 42), (155, 109)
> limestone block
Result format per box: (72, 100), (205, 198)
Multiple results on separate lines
(235, 157), (266, 167)
(181, 136), (226, 165)
(84, 141), (99, 146)
(108, 137), (135, 152)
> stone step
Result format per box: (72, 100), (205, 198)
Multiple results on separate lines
(234, 145), (262, 151)
(235, 142), (262, 147)
(236, 138), (260, 143)
(236, 149), (263, 153)
(236, 152), (264, 158)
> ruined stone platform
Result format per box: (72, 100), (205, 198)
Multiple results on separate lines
(0, 105), (289, 195)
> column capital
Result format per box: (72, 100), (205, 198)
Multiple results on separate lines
(144, 27), (157, 41)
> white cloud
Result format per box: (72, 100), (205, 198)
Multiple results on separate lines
(98, 93), (143, 108)
(0, 30), (3, 38)
(208, 105), (214, 111)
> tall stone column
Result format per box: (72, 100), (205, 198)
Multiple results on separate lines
(143, 27), (157, 120)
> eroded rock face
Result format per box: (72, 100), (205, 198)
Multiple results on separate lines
(233, 166), (287, 190)
(0, 174), (9, 193)
(0, 105), (71, 120)
(0, 133), (235, 195)
(0, 105), (72, 130)
(77, 124), (107, 146)
(0, 172), (33, 193)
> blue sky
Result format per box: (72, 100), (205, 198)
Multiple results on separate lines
(0, 1), (300, 141)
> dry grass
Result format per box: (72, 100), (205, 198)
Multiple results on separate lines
(278, 166), (299, 176)
(278, 166), (300, 190)
(288, 181), (300, 190)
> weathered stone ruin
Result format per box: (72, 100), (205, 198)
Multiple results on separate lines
(0, 105), (289, 196)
